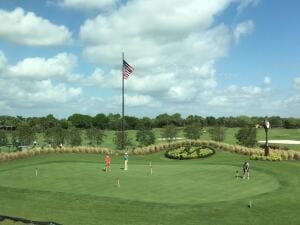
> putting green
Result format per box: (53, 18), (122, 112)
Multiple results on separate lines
(0, 162), (279, 204)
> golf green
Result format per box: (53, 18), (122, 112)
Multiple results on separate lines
(0, 161), (279, 205)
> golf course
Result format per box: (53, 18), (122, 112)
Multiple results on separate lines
(0, 148), (299, 225)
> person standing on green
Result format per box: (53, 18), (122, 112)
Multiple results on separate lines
(242, 161), (250, 179)
(124, 152), (129, 171)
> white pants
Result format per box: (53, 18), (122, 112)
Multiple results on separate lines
(124, 160), (128, 170)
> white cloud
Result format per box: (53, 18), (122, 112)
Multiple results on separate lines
(206, 84), (265, 107)
(124, 94), (160, 107)
(79, 0), (236, 105)
(1, 1), (284, 117)
(81, 68), (105, 86)
(207, 96), (228, 106)
(80, 1), (230, 44)
(58, 0), (119, 11)
(264, 76), (271, 85)
(8, 53), (76, 79)
(0, 7), (72, 46)
(0, 50), (7, 72)
(237, 0), (260, 13)
(234, 20), (254, 42)
(283, 95), (300, 106)
(294, 77), (300, 89)
(0, 50), (82, 114)
(126, 73), (176, 94)
(0, 78), (82, 108)
(168, 81), (198, 102)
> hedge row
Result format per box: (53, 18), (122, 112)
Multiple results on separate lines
(0, 140), (299, 162)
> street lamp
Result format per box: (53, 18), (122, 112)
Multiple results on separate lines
(263, 117), (270, 156)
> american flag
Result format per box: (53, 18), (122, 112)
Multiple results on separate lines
(123, 60), (134, 79)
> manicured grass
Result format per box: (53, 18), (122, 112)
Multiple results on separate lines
(0, 151), (299, 225)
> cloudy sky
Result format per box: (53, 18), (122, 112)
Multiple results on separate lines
(0, 0), (299, 118)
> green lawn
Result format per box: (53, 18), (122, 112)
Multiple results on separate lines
(0, 151), (299, 225)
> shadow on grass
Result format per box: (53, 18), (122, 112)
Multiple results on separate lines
(0, 214), (62, 225)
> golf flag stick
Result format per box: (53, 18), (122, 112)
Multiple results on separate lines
(35, 168), (38, 177)
(117, 177), (120, 188)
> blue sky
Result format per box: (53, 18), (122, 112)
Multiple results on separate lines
(0, 0), (299, 118)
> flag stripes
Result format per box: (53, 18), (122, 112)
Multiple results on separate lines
(123, 60), (134, 79)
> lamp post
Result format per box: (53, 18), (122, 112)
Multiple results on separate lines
(263, 117), (270, 156)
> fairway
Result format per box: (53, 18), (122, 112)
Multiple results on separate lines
(0, 162), (279, 205)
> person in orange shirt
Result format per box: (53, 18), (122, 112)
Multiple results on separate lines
(105, 155), (111, 172)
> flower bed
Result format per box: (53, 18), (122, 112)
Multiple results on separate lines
(165, 145), (215, 160)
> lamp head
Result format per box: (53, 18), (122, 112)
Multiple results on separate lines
(263, 118), (270, 129)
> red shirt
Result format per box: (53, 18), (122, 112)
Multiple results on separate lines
(105, 156), (111, 165)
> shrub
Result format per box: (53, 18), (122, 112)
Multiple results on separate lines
(114, 131), (131, 150)
(250, 154), (282, 161)
(235, 126), (257, 147)
(136, 128), (155, 146)
(208, 126), (226, 142)
(161, 125), (178, 142)
(184, 123), (203, 140)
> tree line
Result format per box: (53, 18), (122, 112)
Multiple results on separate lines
(0, 113), (299, 151)
(0, 122), (256, 150)
(1, 114), (300, 130)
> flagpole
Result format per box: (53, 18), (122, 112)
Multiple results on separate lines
(122, 52), (125, 150)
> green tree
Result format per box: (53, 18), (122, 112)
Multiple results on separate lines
(15, 123), (35, 146)
(208, 126), (226, 142)
(86, 127), (106, 146)
(155, 113), (171, 128)
(235, 126), (257, 147)
(0, 130), (8, 146)
(136, 117), (152, 130)
(170, 113), (183, 126)
(136, 128), (155, 146)
(59, 119), (70, 129)
(40, 114), (58, 131)
(236, 116), (254, 127)
(268, 116), (283, 128)
(184, 123), (203, 140)
(114, 131), (131, 150)
(206, 116), (217, 126)
(185, 115), (205, 126)
(45, 127), (67, 147)
(283, 117), (299, 129)
(93, 113), (108, 129)
(107, 113), (122, 130)
(68, 114), (93, 129)
(161, 125), (178, 142)
(124, 116), (139, 129)
(68, 128), (82, 146)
